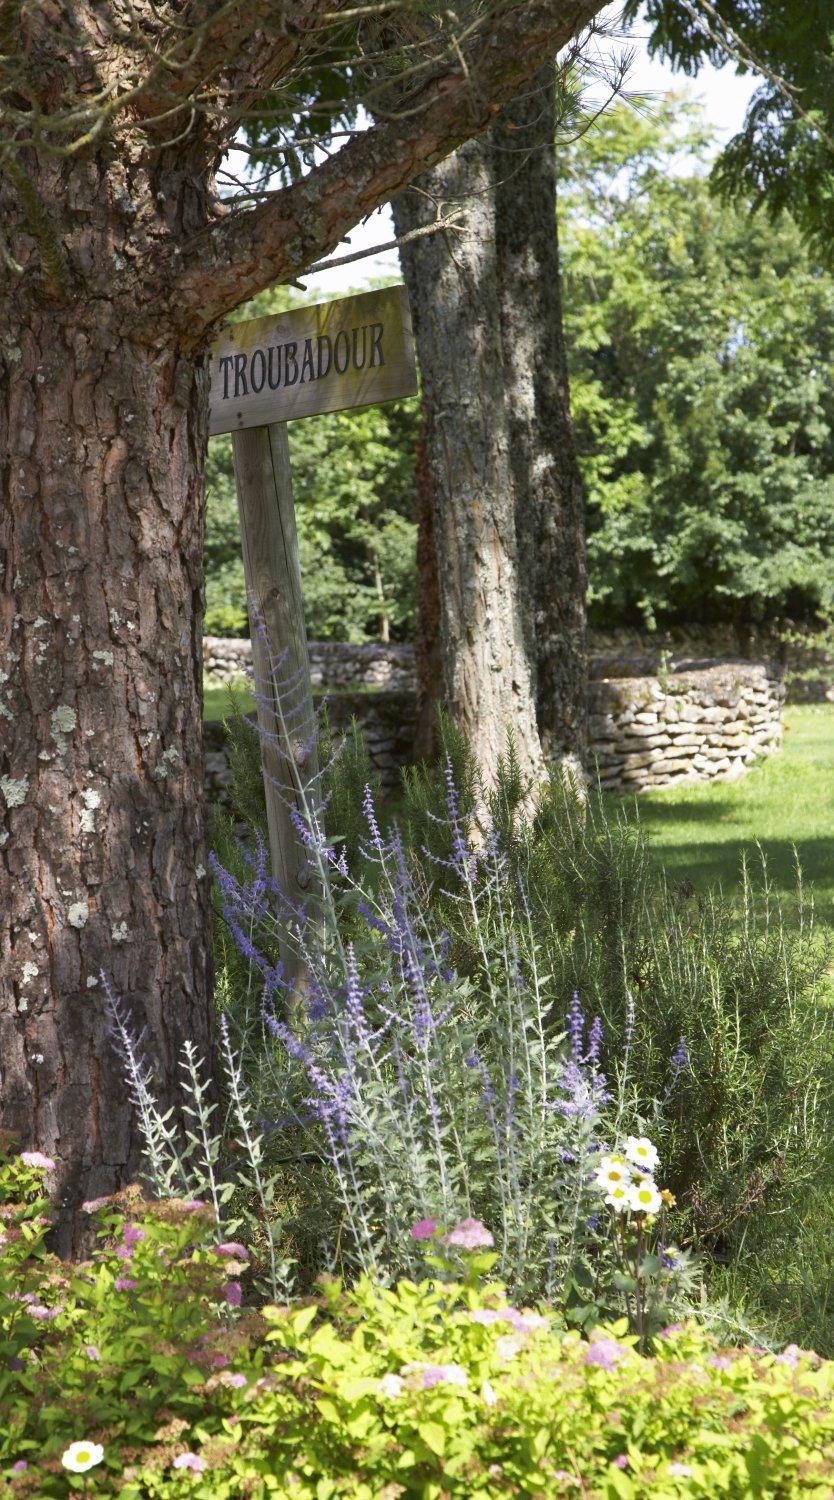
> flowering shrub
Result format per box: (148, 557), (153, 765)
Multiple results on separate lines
(0, 1142), (257, 1493)
(3, 1148), (834, 1498)
(211, 695), (833, 1334)
(128, 753), (698, 1328)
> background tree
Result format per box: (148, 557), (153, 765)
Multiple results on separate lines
(395, 65), (590, 788)
(632, 0), (834, 261)
(494, 71), (588, 772)
(395, 133), (547, 792)
(0, 0), (606, 1244)
(562, 99), (834, 632)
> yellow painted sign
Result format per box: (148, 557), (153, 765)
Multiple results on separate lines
(209, 285), (417, 436)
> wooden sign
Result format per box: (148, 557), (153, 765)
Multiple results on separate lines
(211, 282), (418, 974)
(209, 285), (417, 436)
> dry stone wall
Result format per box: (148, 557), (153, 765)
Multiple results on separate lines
(204, 636), (415, 693)
(588, 662), (784, 792)
(203, 639), (784, 798)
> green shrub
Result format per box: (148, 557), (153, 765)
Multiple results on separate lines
(319, 724), (834, 1278)
(209, 707), (834, 1344)
(518, 782), (833, 1261)
(4, 1143), (834, 1499)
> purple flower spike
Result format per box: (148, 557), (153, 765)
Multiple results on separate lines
(410, 1218), (438, 1242)
(442, 1218), (494, 1251)
(222, 1281), (243, 1307)
(670, 1036), (689, 1077)
(214, 1242), (249, 1261)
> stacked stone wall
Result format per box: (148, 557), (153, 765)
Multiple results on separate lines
(205, 627), (831, 701)
(204, 636), (415, 693)
(202, 639), (785, 800)
(588, 662), (784, 792)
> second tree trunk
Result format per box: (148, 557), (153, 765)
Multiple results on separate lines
(396, 67), (587, 788)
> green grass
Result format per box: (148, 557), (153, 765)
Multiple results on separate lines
(203, 680), (255, 721)
(612, 704), (834, 928)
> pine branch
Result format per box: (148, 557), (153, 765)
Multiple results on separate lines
(163, 0), (605, 341)
(134, 0), (357, 140)
(3, 156), (74, 299)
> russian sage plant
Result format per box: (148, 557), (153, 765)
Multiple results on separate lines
(207, 721), (695, 1327)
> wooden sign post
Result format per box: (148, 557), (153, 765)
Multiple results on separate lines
(209, 286), (417, 938)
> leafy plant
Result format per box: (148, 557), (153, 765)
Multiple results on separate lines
(1, 1142), (831, 1499)
(562, 97), (834, 633)
(207, 682), (833, 1346)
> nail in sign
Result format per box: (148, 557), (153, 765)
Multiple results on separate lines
(209, 285), (417, 436)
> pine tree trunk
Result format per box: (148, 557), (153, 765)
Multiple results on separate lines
(394, 143), (545, 794)
(412, 427), (443, 761)
(0, 170), (213, 1252)
(493, 70), (588, 773)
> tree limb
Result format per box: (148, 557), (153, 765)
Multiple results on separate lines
(165, 0), (605, 342)
(301, 211), (465, 276)
(135, 0), (353, 139)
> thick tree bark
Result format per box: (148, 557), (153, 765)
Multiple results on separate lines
(1, 299), (212, 1252)
(413, 428), (443, 761)
(394, 145), (545, 794)
(396, 69), (587, 789)
(0, 0), (603, 1242)
(494, 71), (588, 774)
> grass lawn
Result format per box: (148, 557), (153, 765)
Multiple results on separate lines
(612, 704), (834, 928)
(203, 679), (255, 722)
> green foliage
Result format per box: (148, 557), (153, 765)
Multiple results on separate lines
(521, 783), (832, 1262)
(210, 706), (833, 1347)
(203, 284), (419, 642)
(632, 0), (834, 263)
(319, 721), (833, 1322)
(0, 1146), (252, 1495)
(3, 1140), (834, 1499)
(562, 98), (834, 630)
(204, 110), (834, 640)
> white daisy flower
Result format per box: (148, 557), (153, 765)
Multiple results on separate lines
(604, 1184), (631, 1213)
(377, 1373), (405, 1399)
(624, 1136), (659, 1173)
(61, 1442), (104, 1474)
(628, 1180), (663, 1217)
(595, 1155), (632, 1192)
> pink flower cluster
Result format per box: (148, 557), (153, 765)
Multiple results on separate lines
(469, 1307), (548, 1335)
(20, 1151), (55, 1172)
(409, 1218), (437, 1242)
(442, 1218), (494, 1251)
(408, 1216), (495, 1250)
(583, 1337), (627, 1370)
(173, 1452), (205, 1473)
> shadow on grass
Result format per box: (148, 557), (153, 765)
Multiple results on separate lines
(641, 835), (834, 918)
(610, 794), (739, 826)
